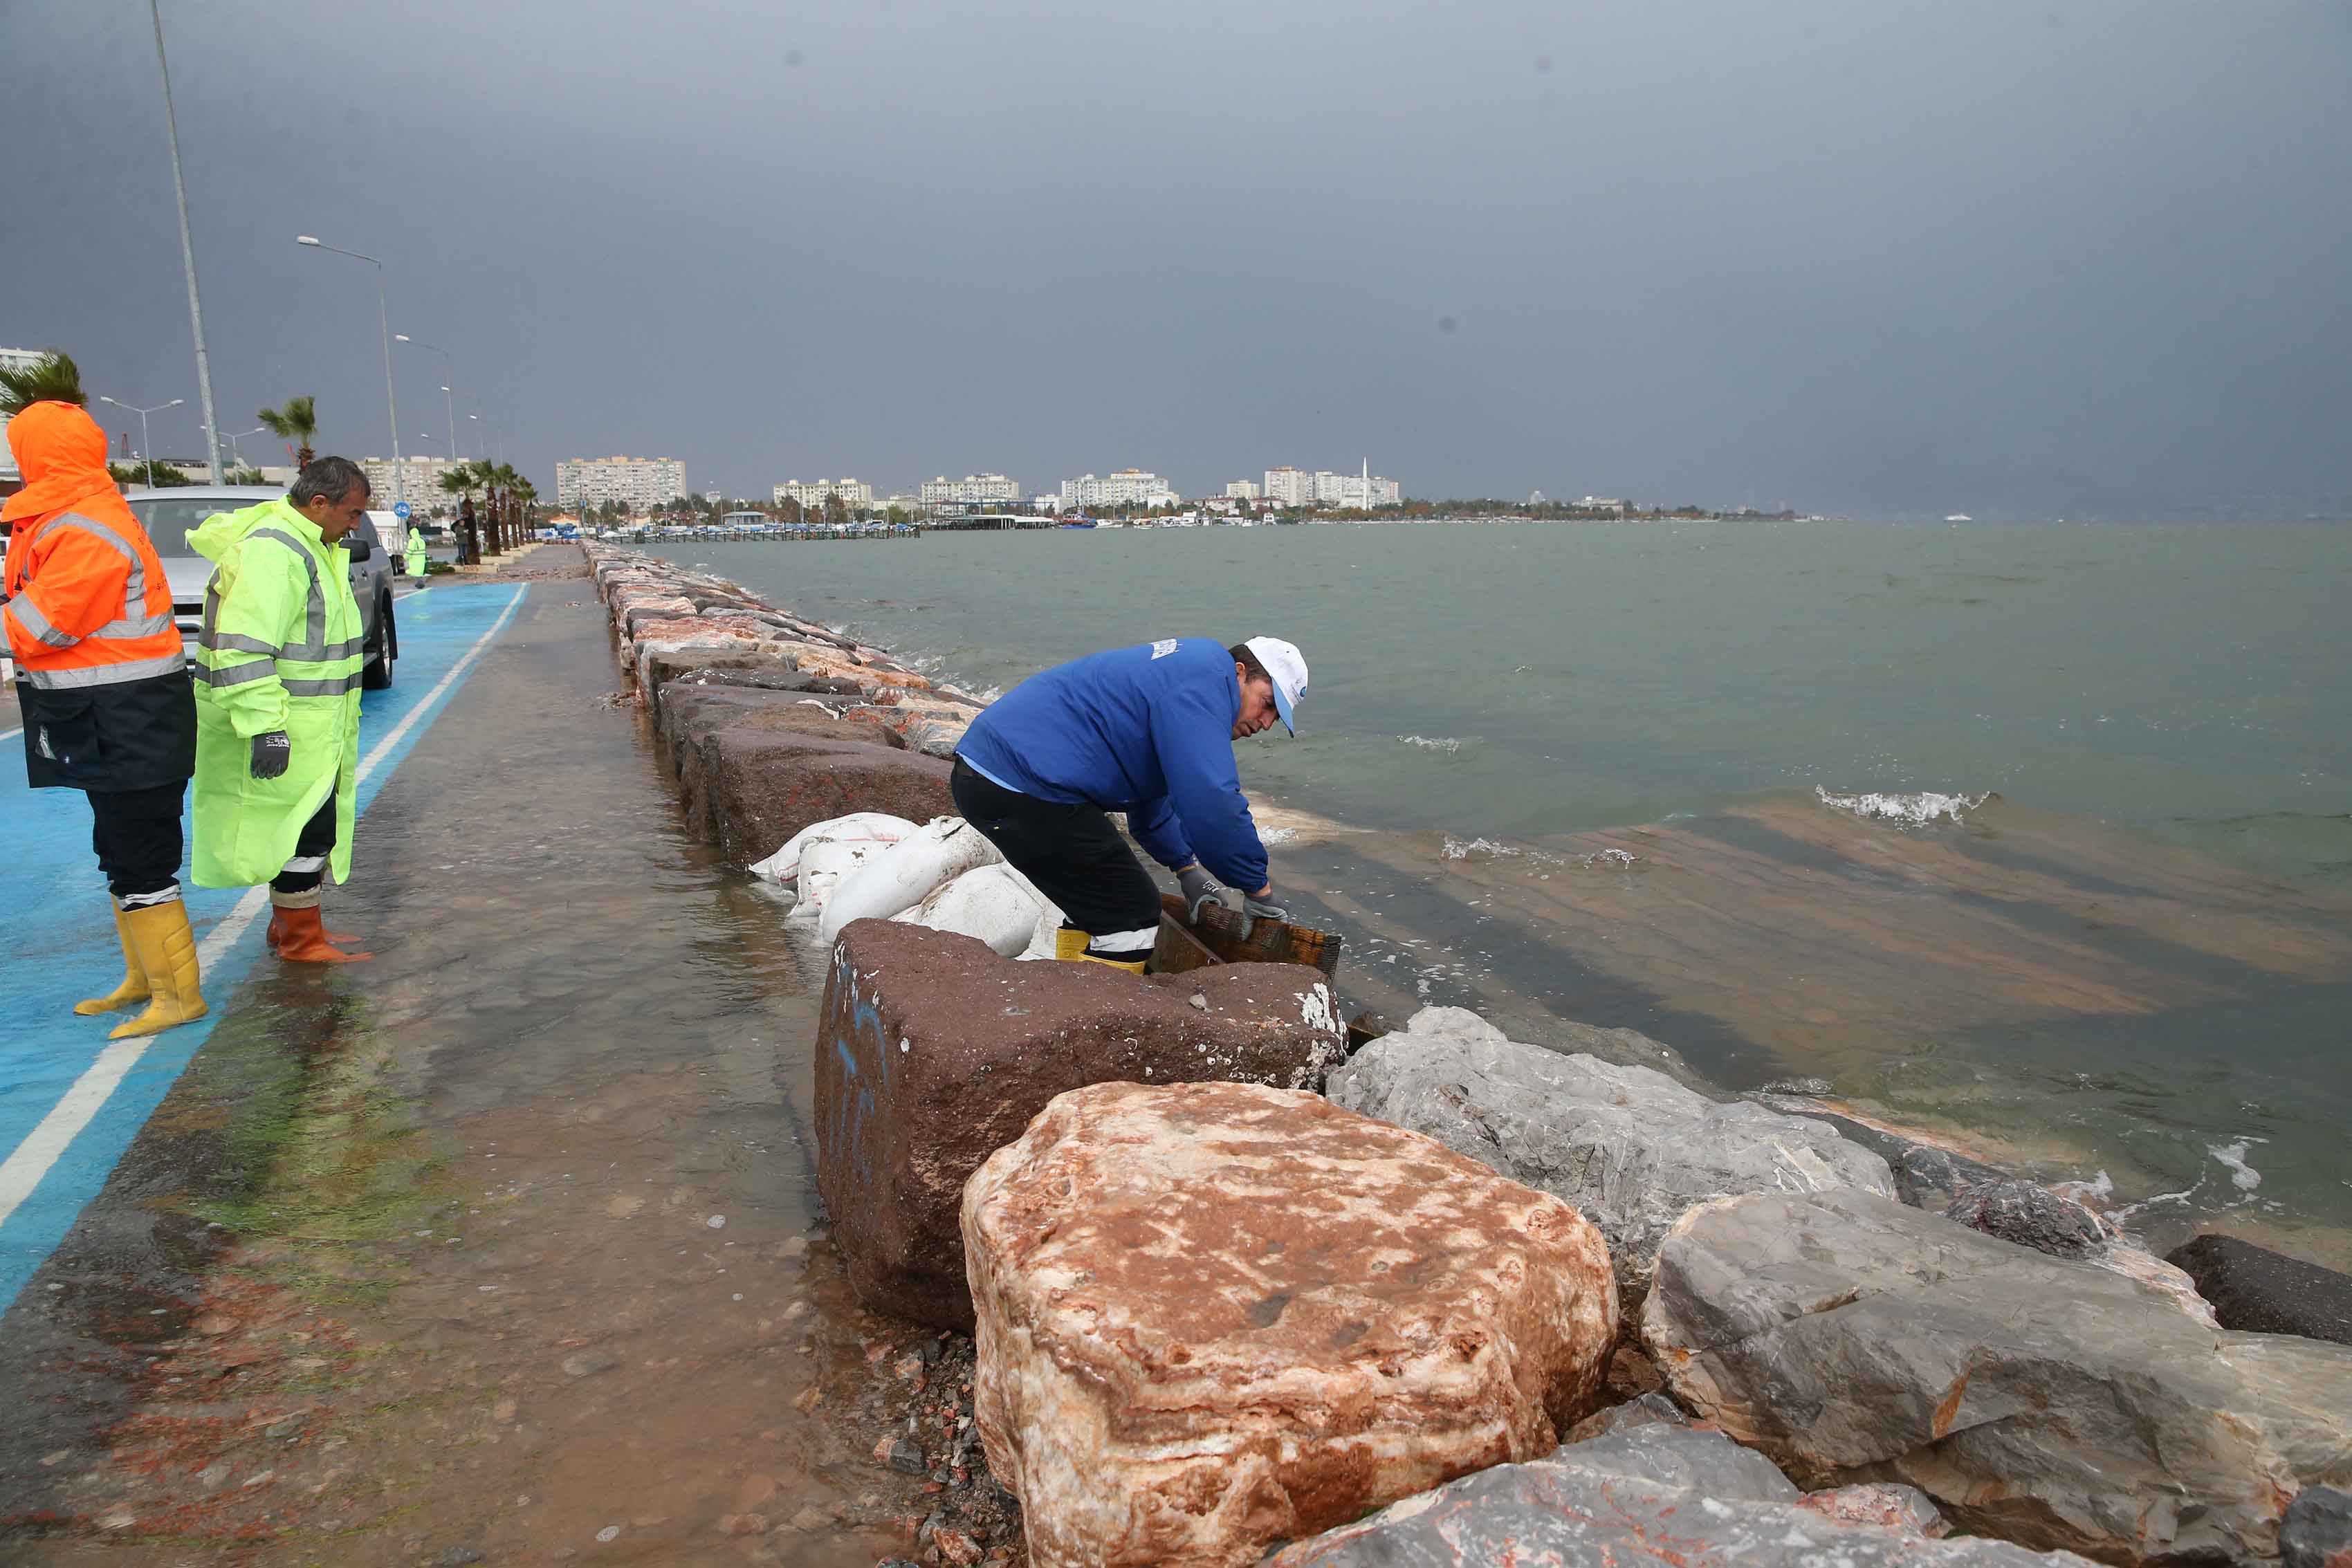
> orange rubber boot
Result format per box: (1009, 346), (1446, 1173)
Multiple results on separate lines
(271, 904), (373, 963)
(265, 908), (360, 950)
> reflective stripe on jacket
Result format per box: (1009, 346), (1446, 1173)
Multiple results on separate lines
(187, 498), (365, 888)
(2, 509), (185, 684)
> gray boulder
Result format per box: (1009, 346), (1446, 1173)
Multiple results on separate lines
(1641, 1186), (2352, 1564)
(2280, 1487), (2352, 1568)
(1944, 1179), (2110, 1257)
(1325, 1006), (1897, 1302)
(2167, 1233), (2352, 1345)
(1272, 1424), (2088, 1567)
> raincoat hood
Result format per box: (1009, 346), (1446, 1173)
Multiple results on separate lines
(189, 497), (321, 564)
(1, 400), (134, 530)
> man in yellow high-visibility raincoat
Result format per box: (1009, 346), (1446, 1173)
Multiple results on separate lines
(188, 456), (372, 961)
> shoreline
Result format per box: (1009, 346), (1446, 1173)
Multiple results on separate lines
(582, 544), (2352, 1567)
(607, 545), (2352, 1269)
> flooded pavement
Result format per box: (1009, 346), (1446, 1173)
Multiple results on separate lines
(1, 553), (1009, 1565)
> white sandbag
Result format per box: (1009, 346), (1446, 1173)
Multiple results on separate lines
(749, 812), (918, 885)
(793, 836), (885, 921)
(817, 816), (1002, 946)
(911, 863), (1047, 957)
(1017, 906), (1063, 961)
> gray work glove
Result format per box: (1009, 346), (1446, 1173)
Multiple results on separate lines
(1175, 865), (1226, 925)
(250, 730), (291, 780)
(1242, 888), (1289, 941)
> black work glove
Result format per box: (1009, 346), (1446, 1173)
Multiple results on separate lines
(250, 730), (291, 780)
(1175, 865), (1226, 925)
(1242, 888), (1289, 941)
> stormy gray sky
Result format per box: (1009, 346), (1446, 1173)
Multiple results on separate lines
(7, 0), (2349, 516)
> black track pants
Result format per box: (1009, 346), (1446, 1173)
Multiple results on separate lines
(268, 790), (339, 898)
(87, 783), (186, 903)
(950, 758), (1161, 959)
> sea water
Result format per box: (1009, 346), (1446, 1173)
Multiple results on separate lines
(652, 520), (2352, 1260)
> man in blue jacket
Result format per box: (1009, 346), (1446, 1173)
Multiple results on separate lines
(950, 636), (1308, 970)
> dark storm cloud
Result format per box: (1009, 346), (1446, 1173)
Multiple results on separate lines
(6, 0), (2347, 516)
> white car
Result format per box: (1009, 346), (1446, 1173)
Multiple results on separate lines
(123, 486), (400, 690)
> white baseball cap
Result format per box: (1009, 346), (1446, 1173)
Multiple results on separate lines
(1244, 636), (1309, 735)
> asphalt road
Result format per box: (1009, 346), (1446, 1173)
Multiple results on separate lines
(1, 580), (529, 1314)
(0, 553), (920, 1563)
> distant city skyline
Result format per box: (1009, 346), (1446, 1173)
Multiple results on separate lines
(8, 4), (2346, 519)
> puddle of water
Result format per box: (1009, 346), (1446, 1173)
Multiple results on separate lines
(0, 593), (1016, 1562)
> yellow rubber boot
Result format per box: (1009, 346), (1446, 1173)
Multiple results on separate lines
(1054, 926), (1146, 972)
(109, 901), (208, 1040)
(74, 904), (151, 1016)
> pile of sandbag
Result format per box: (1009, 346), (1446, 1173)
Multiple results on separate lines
(751, 813), (1063, 958)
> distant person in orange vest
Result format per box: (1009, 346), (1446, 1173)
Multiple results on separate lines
(2, 396), (204, 1035)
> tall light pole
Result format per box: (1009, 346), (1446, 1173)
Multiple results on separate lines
(149, 0), (220, 483)
(466, 411), (483, 459)
(295, 234), (403, 508)
(393, 333), (459, 479)
(220, 423), (266, 470)
(99, 395), (185, 489)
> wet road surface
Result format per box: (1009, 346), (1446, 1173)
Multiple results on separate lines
(2, 553), (957, 1564)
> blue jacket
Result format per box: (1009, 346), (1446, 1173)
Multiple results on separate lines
(957, 638), (1268, 892)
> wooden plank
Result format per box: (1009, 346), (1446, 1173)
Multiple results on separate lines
(1156, 893), (1343, 979)
(1152, 900), (1222, 975)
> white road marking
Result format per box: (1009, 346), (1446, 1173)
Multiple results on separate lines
(0, 1041), (155, 1228)
(0, 584), (526, 1230)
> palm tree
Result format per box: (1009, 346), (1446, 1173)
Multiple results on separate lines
(487, 463), (525, 552)
(437, 459), (486, 508)
(0, 350), (86, 416)
(512, 477), (540, 541)
(256, 396), (318, 468)
(439, 459), (492, 555)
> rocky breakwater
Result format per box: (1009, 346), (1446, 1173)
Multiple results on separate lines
(586, 546), (983, 865)
(816, 920), (1347, 1331)
(1642, 1186), (2352, 1564)
(1327, 1005), (1898, 1309)
(1275, 1421), (2097, 1567)
(962, 1080), (1619, 1568)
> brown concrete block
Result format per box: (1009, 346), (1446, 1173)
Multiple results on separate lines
(816, 921), (1348, 1331)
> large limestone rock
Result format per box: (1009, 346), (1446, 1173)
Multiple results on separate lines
(656, 683), (955, 866)
(1272, 1424), (2094, 1567)
(1642, 1186), (2352, 1564)
(818, 924), (1348, 1331)
(964, 1080), (1617, 1568)
(1327, 1006), (1895, 1302)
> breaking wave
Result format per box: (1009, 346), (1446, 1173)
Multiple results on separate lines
(1398, 735), (1465, 753)
(1814, 786), (1991, 826)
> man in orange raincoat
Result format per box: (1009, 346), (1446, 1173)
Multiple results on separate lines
(2, 397), (204, 1036)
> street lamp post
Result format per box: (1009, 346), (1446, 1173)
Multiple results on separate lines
(149, 0), (220, 483)
(98, 396), (185, 489)
(392, 334), (460, 483)
(220, 423), (266, 470)
(295, 234), (403, 508)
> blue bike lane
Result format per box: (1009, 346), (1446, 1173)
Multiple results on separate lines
(0, 581), (529, 1313)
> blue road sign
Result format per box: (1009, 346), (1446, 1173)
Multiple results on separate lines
(393, 500), (413, 519)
